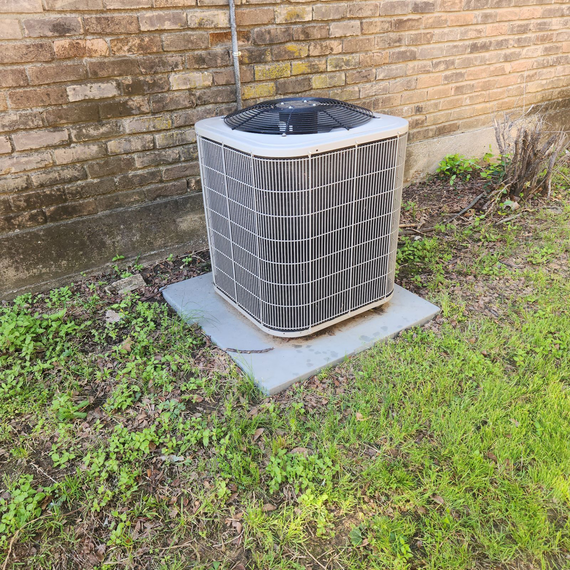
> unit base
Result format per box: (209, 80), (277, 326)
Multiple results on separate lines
(162, 272), (440, 395)
(162, 273), (439, 394)
(213, 285), (395, 338)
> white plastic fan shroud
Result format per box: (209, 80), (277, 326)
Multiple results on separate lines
(195, 112), (409, 338)
(196, 113), (408, 157)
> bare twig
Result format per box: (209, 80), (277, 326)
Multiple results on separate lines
(491, 110), (569, 211)
(2, 515), (49, 570)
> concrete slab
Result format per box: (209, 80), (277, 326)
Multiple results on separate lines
(163, 273), (440, 395)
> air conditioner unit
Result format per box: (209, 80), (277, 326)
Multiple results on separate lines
(195, 97), (408, 338)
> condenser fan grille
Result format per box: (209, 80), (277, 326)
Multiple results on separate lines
(224, 97), (375, 135)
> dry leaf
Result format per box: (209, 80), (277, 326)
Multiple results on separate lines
(253, 428), (264, 441)
(356, 412), (365, 421)
(105, 310), (122, 324)
(95, 544), (106, 562)
(432, 495), (445, 505)
(290, 447), (310, 456)
(262, 503), (276, 512)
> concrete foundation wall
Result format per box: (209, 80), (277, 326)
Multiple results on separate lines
(1, 0), (570, 297)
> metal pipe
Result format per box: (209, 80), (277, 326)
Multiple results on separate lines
(228, 0), (243, 110)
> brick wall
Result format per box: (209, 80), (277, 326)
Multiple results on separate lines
(0, 0), (569, 295)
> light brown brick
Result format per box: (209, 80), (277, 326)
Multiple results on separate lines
(359, 82), (389, 98)
(343, 36), (375, 53)
(110, 35), (162, 55)
(275, 75), (311, 94)
(44, 103), (100, 126)
(139, 54), (184, 74)
(54, 143), (106, 165)
(162, 162), (199, 180)
(99, 97), (150, 119)
(347, 3), (379, 18)
(346, 71), (375, 87)
(151, 91), (195, 112)
(84, 15), (139, 35)
(10, 86), (68, 109)
(311, 72), (345, 89)
(186, 49), (229, 68)
(242, 82), (275, 100)
(195, 85), (235, 105)
(275, 6), (312, 24)
(67, 82), (119, 102)
(54, 39), (109, 59)
(0, 176), (29, 194)
(135, 148), (179, 169)
(327, 54), (360, 71)
(0, 0), (43, 12)
(46, 0), (103, 8)
(209, 29), (250, 47)
(104, 0), (151, 7)
(309, 40), (342, 57)
(170, 71), (213, 90)
(390, 48), (418, 63)
(125, 115), (172, 134)
(87, 155), (136, 178)
(23, 17), (82, 38)
(271, 43), (309, 61)
(154, 0), (196, 5)
(361, 19), (391, 34)
(31, 165), (87, 187)
(115, 169), (161, 191)
(0, 152), (53, 175)
(329, 21), (361, 38)
(313, 4), (347, 20)
(121, 75), (169, 95)
(380, 0), (408, 15)
(0, 18), (21, 39)
(254, 62), (290, 81)
(292, 24), (328, 41)
(0, 42), (53, 64)
(88, 57), (140, 78)
(140, 11), (186, 31)
(13, 129), (68, 151)
(28, 62), (87, 85)
(236, 8), (274, 26)
(291, 59), (326, 75)
(0, 136), (11, 155)
(107, 135), (154, 155)
(212, 68), (234, 85)
(154, 129), (196, 148)
(0, 68), (28, 88)
(187, 10), (229, 28)
(163, 31), (209, 51)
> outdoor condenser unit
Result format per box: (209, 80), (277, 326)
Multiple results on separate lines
(195, 97), (408, 338)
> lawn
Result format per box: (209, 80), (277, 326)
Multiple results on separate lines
(1, 178), (570, 569)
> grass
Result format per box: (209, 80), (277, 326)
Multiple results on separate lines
(1, 187), (570, 568)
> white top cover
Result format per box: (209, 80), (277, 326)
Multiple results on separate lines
(195, 113), (408, 158)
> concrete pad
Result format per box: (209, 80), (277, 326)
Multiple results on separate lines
(163, 273), (440, 395)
